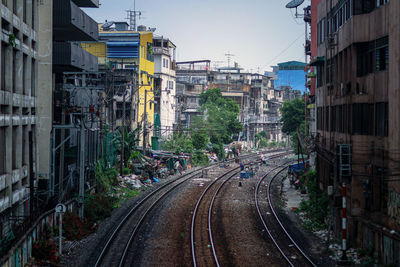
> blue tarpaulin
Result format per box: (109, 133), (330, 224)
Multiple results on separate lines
(288, 161), (309, 175)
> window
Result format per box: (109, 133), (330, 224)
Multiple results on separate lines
(141, 46), (144, 58)
(317, 18), (326, 45)
(357, 36), (388, 76)
(1, 43), (5, 90)
(376, 36), (389, 72)
(376, 0), (389, 7)
(317, 64), (324, 88)
(165, 59), (169, 69)
(0, 128), (5, 175)
(375, 102), (388, 136)
(31, 59), (36, 96)
(23, 0), (27, 23)
(353, 0), (375, 15)
(352, 103), (374, 135)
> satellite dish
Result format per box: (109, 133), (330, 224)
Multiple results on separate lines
(102, 21), (115, 30)
(286, 0), (305, 8)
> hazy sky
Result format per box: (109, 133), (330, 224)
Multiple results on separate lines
(84, 0), (308, 72)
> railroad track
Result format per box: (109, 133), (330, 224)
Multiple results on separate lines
(191, 152), (292, 267)
(255, 163), (317, 267)
(91, 149), (287, 267)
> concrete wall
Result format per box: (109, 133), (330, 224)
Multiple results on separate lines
(36, 0), (52, 188)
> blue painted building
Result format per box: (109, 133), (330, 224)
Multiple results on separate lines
(267, 61), (306, 93)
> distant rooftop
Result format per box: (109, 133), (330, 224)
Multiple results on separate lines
(277, 61), (306, 71)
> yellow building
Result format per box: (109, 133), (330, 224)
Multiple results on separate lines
(81, 22), (155, 148)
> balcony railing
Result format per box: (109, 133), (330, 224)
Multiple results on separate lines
(248, 115), (281, 124)
(153, 47), (170, 56)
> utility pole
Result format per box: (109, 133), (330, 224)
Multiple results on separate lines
(120, 86), (126, 175)
(78, 111), (85, 218)
(143, 89), (147, 150)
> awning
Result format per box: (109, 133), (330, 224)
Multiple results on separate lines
(309, 57), (325, 66)
(106, 41), (139, 58)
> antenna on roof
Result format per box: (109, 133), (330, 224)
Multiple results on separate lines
(126, 0), (143, 31)
(225, 52), (235, 68)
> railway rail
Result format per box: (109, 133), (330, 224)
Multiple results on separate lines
(191, 151), (292, 267)
(255, 163), (317, 267)
(90, 149), (286, 266)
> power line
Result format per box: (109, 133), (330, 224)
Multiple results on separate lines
(262, 33), (304, 70)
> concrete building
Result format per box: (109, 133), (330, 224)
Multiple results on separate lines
(81, 23), (155, 149)
(51, 0), (99, 208)
(153, 36), (176, 138)
(314, 0), (399, 264)
(248, 74), (283, 145)
(175, 60), (210, 129)
(0, 0), (45, 239)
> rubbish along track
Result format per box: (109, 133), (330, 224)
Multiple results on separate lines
(191, 152), (292, 267)
(255, 163), (317, 267)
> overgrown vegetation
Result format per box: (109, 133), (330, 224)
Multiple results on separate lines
(297, 169), (330, 231)
(95, 160), (119, 193)
(62, 211), (96, 240)
(84, 194), (116, 224)
(162, 88), (242, 163)
(280, 98), (305, 155)
(32, 239), (59, 265)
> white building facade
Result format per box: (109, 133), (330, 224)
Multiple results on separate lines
(153, 37), (176, 137)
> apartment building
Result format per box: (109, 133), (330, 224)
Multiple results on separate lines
(81, 23), (155, 149)
(0, 0), (45, 239)
(153, 36), (176, 138)
(314, 0), (399, 264)
(175, 60), (210, 128)
(249, 74), (284, 144)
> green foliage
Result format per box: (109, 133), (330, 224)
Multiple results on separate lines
(268, 140), (279, 148)
(95, 160), (119, 193)
(192, 150), (209, 166)
(297, 169), (330, 231)
(255, 131), (268, 148)
(290, 120), (307, 154)
(8, 33), (16, 48)
(258, 138), (269, 148)
(162, 133), (194, 154)
(191, 117), (210, 150)
(193, 88), (243, 159)
(84, 194), (116, 224)
(112, 127), (140, 167)
(122, 167), (130, 175)
(281, 98), (305, 135)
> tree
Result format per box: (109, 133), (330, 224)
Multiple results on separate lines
(112, 127), (140, 167)
(280, 98), (305, 135)
(161, 133), (194, 154)
(255, 131), (267, 148)
(192, 88), (243, 159)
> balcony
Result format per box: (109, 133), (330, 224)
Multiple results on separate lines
(53, 42), (98, 72)
(153, 47), (171, 56)
(248, 115), (281, 124)
(71, 0), (99, 7)
(53, 0), (98, 41)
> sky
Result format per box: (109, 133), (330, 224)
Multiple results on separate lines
(84, 0), (308, 73)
